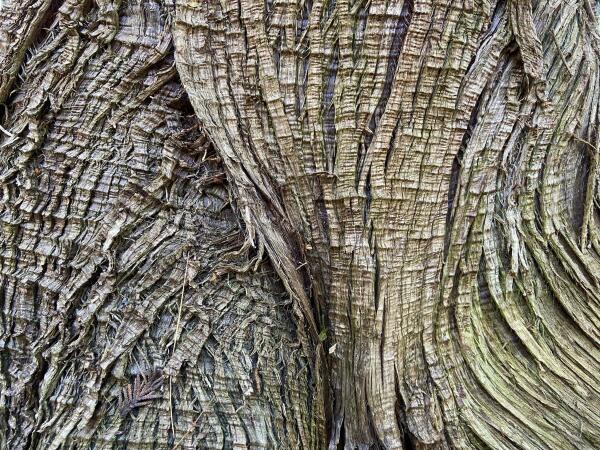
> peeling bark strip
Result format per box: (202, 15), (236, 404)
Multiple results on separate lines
(1, 0), (599, 449)
(173, 0), (600, 449)
(508, 0), (544, 81)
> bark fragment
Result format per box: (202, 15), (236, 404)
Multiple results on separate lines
(1, 0), (599, 449)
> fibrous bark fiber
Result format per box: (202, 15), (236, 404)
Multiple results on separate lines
(1, 0), (599, 449)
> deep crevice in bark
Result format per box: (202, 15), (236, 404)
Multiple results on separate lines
(324, 44), (339, 173)
(363, 0), (413, 154)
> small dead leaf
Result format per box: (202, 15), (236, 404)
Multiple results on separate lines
(118, 370), (164, 417)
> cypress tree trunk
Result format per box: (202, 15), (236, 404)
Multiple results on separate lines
(0, 1), (322, 448)
(1, 0), (599, 449)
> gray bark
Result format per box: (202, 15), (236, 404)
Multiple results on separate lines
(0, 1), (321, 449)
(1, 0), (599, 449)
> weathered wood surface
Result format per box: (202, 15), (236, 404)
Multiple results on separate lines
(1, 0), (599, 449)
(0, 1), (321, 448)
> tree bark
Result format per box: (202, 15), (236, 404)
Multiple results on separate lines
(0, 1), (322, 448)
(1, 0), (599, 449)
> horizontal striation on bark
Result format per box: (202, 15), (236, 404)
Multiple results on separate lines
(173, 0), (600, 448)
(0, 1), (322, 449)
(1, 0), (599, 448)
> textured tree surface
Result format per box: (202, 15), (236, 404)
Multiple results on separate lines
(1, 0), (599, 449)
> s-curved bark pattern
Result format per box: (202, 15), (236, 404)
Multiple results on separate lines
(1, 0), (599, 448)
(173, 0), (600, 448)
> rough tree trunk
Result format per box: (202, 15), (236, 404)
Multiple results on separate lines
(1, 0), (599, 449)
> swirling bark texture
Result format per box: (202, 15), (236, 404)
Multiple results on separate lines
(1, 0), (599, 449)
(0, 1), (322, 449)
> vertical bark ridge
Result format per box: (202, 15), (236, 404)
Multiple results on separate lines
(174, 0), (600, 448)
(174, 0), (497, 447)
(0, 0), (59, 103)
(2, 0), (599, 448)
(437, 2), (600, 448)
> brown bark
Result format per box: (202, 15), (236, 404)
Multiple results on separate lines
(0, 1), (321, 449)
(1, 0), (600, 449)
(173, 0), (600, 448)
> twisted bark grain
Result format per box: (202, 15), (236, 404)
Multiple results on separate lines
(1, 0), (599, 449)
(0, 1), (321, 448)
(173, 0), (600, 448)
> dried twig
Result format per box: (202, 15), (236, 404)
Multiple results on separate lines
(118, 371), (164, 417)
(172, 414), (207, 450)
